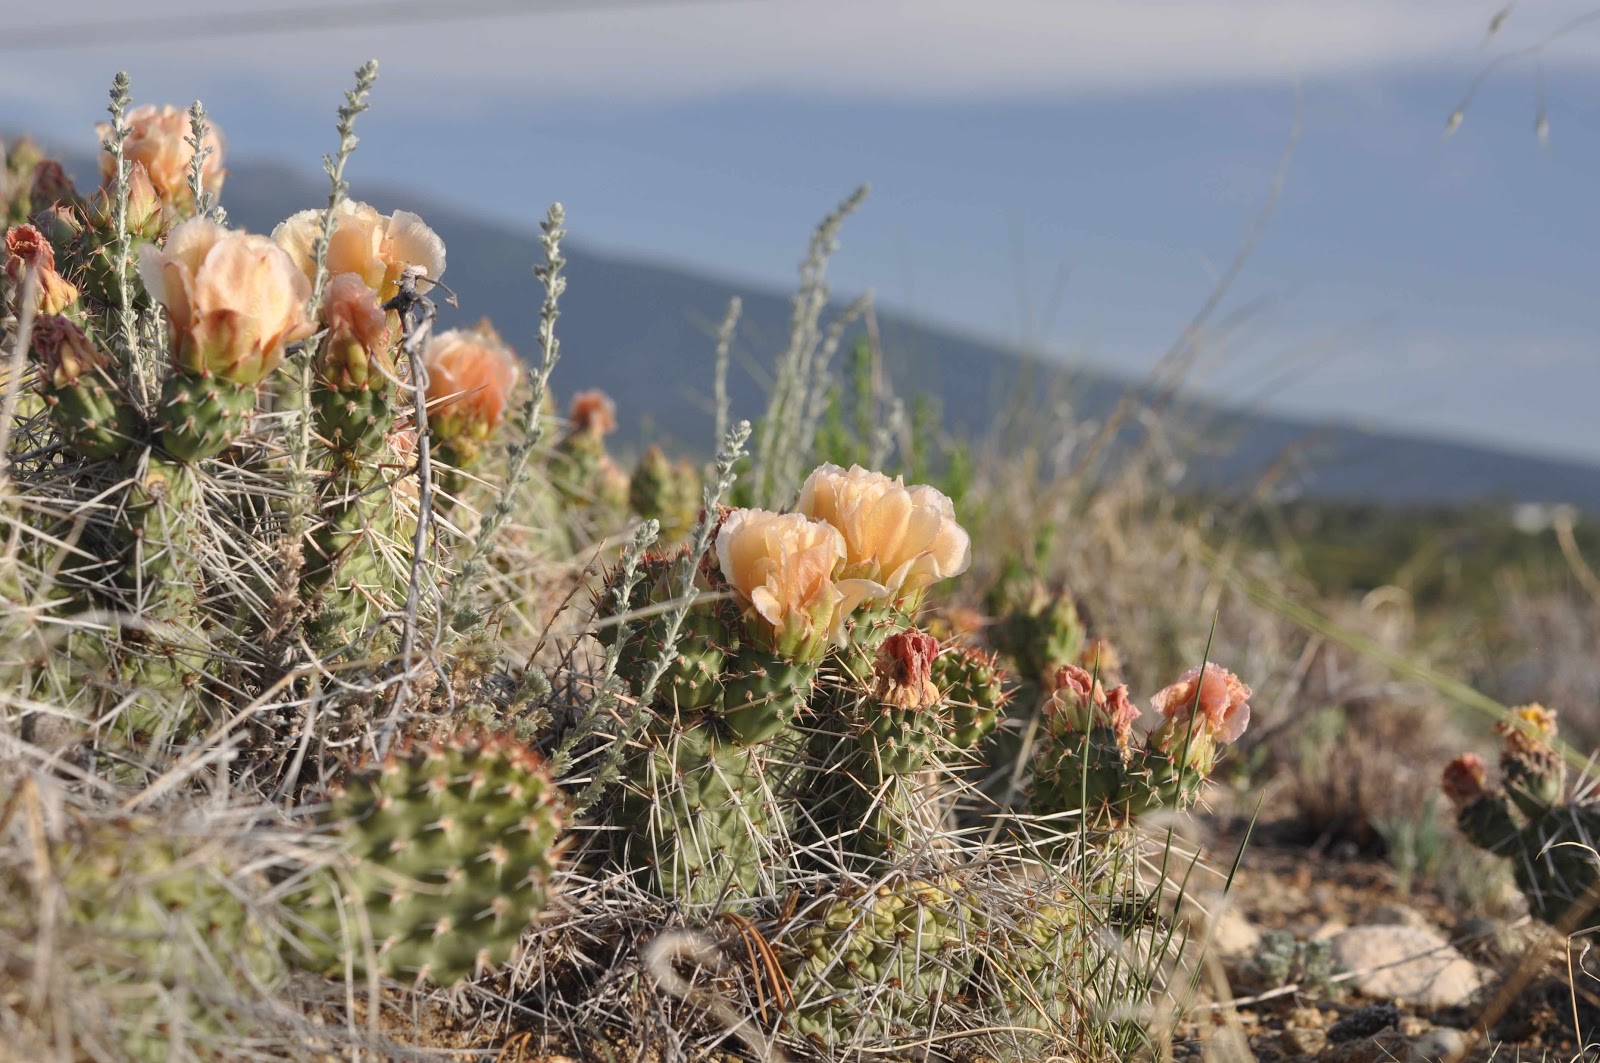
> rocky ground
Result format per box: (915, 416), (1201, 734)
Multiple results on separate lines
(1171, 814), (1600, 1063)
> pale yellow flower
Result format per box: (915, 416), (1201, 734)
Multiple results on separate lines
(138, 217), (314, 384)
(795, 463), (971, 604)
(96, 104), (225, 211)
(715, 508), (847, 659)
(272, 200), (445, 304)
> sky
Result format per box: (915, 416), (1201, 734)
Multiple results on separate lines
(4, 0), (1600, 464)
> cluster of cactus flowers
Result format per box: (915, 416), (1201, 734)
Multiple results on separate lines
(1442, 705), (1600, 933)
(586, 460), (1255, 1051)
(0, 83), (1261, 1063)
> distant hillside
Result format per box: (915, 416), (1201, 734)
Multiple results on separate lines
(213, 160), (1600, 510)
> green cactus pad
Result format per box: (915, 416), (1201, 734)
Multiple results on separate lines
(720, 652), (815, 746)
(3, 820), (286, 1063)
(1029, 727), (1148, 826)
(987, 572), (1084, 686)
(598, 549), (737, 715)
(617, 718), (794, 904)
(42, 370), (137, 460)
(628, 445), (702, 541)
(934, 644), (1013, 750)
(782, 877), (976, 1046)
(157, 371), (257, 462)
(313, 382), (395, 456)
(295, 731), (567, 986)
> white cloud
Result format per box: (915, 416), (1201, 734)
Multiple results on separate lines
(5, 0), (1600, 119)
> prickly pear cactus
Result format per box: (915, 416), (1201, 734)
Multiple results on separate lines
(615, 717), (796, 905)
(1443, 706), (1600, 932)
(629, 444), (702, 541)
(597, 548), (735, 717)
(934, 642), (1012, 751)
(985, 566), (1084, 687)
(28, 315), (137, 460)
(982, 882), (1084, 1038)
(782, 877), (977, 1047)
(4, 820), (286, 1063)
(1029, 663), (1252, 828)
(294, 731), (567, 985)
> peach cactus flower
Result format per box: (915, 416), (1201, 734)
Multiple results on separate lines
(272, 200), (445, 303)
(795, 463), (971, 605)
(96, 104), (225, 212)
(422, 321), (521, 457)
(4, 223), (78, 315)
(568, 389), (617, 437)
(715, 508), (848, 660)
(319, 272), (394, 390)
(1150, 663), (1253, 745)
(137, 217), (313, 384)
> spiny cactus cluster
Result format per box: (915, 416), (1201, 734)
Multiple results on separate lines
(1, 818), (287, 1063)
(1029, 661), (1253, 829)
(584, 461), (1255, 1050)
(292, 730), (568, 985)
(2, 77), (1259, 1063)
(1443, 705), (1600, 932)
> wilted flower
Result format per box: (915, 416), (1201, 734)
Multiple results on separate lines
(795, 463), (971, 606)
(318, 272), (394, 390)
(272, 200), (445, 303)
(138, 217), (314, 384)
(5, 223), (78, 315)
(872, 629), (941, 710)
(29, 314), (110, 388)
(97, 104), (225, 213)
(1150, 663), (1252, 745)
(568, 389), (617, 437)
(1045, 663), (1140, 748)
(1494, 703), (1558, 757)
(715, 508), (847, 660)
(1441, 753), (1490, 808)
(422, 320), (520, 460)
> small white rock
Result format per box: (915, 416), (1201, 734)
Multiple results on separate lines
(1330, 925), (1490, 1008)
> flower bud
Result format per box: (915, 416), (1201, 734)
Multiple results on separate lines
(568, 389), (617, 438)
(422, 320), (521, 465)
(1441, 753), (1489, 809)
(318, 272), (394, 390)
(1494, 703), (1558, 757)
(30, 314), (109, 388)
(1044, 663), (1140, 749)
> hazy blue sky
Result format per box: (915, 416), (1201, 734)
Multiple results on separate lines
(4, 0), (1599, 462)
